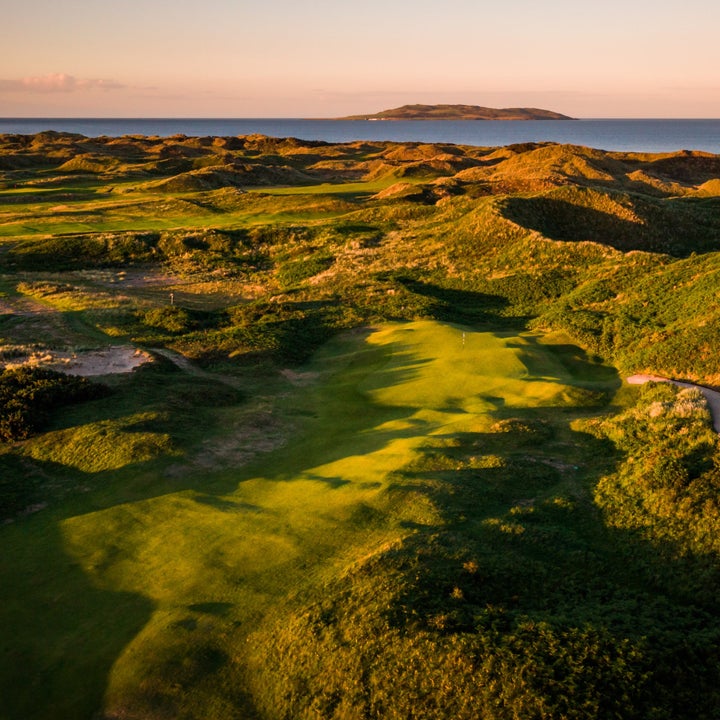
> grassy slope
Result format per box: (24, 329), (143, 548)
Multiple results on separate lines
(2, 134), (720, 718)
(1, 321), (624, 719)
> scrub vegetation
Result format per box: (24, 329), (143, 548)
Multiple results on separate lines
(1, 131), (720, 719)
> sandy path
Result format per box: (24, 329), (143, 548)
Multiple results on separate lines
(150, 347), (245, 389)
(627, 374), (720, 433)
(0, 293), (54, 317)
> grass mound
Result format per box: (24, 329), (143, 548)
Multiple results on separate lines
(57, 154), (120, 174)
(148, 168), (244, 193)
(500, 186), (720, 255)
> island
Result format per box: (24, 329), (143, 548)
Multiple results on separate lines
(338, 103), (574, 120)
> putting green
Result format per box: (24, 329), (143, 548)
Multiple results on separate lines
(6, 321), (619, 718)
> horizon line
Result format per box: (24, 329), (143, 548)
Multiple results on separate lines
(2, 116), (720, 121)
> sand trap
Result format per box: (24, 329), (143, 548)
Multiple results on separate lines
(2, 345), (152, 376)
(627, 374), (720, 433)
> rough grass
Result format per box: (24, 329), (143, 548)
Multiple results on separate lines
(3, 133), (720, 719)
(0, 321), (625, 719)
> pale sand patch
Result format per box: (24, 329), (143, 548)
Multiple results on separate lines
(165, 406), (291, 477)
(280, 369), (320, 386)
(2, 346), (152, 376)
(627, 374), (720, 433)
(0, 294), (50, 316)
(626, 374), (668, 385)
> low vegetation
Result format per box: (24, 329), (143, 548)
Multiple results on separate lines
(0, 366), (107, 442)
(1, 132), (719, 719)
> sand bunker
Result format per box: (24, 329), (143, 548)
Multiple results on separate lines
(2, 345), (152, 377)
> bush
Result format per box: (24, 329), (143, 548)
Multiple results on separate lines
(590, 384), (720, 557)
(140, 306), (195, 334)
(7, 232), (160, 270)
(0, 367), (108, 442)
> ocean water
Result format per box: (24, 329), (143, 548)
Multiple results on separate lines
(0, 118), (719, 153)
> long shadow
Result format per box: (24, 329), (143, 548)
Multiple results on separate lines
(0, 456), (154, 720)
(500, 194), (720, 256)
(508, 334), (621, 395)
(381, 404), (720, 716)
(236, 346), (437, 480)
(645, 153), (720, 184)
(0, 321), (627, 718)
(393, 276), (513, 327)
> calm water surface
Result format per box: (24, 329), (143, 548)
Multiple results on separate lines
(0, 118), (719, 153)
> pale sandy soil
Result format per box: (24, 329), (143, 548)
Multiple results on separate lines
(2, 346), (153, 376)
(280, 368), (320, 386)
(0, 294), (50, 316)
(627, 374), (720, 432)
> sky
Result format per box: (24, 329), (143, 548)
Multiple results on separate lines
(1, 0), (719, 118)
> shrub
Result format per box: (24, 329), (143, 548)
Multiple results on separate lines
(0, 367), (108, 441)
(140, 306), (195, 334)
(7, 233), (160, 270)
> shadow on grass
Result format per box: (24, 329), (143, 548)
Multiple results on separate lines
(240, 340), (720, 718)
(0, 321), (629, 719)
(0, 460), (154, 720)
(393, 277), (512, 327)
(509, 334), (621, 396)
(501, 194), (720, 257)
(374, 410), (720, 716)
(187, 602), (234, 616)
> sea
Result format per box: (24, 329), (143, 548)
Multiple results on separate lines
(0, 118), (719, 154)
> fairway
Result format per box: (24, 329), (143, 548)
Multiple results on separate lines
(0, 321), (621, 719)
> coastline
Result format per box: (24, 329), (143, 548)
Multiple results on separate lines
(1, 118), (719, 153)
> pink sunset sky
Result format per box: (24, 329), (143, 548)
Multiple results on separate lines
(2, 0), (719, 118)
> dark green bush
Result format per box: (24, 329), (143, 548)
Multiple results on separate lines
(7, 233), (160, 270)
(0, 366), (108, 441)
(140, 306), (195, 334)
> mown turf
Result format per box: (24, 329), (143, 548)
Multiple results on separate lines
(0, 320), (623, 719)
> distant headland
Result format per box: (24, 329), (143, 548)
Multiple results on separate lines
(338, 104), (574, 121)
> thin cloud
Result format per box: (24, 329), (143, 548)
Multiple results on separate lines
(0, 73), (126, 93)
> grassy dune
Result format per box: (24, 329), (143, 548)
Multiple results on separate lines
(2, 133), (720, 718)
(0, 321), (620, 718)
